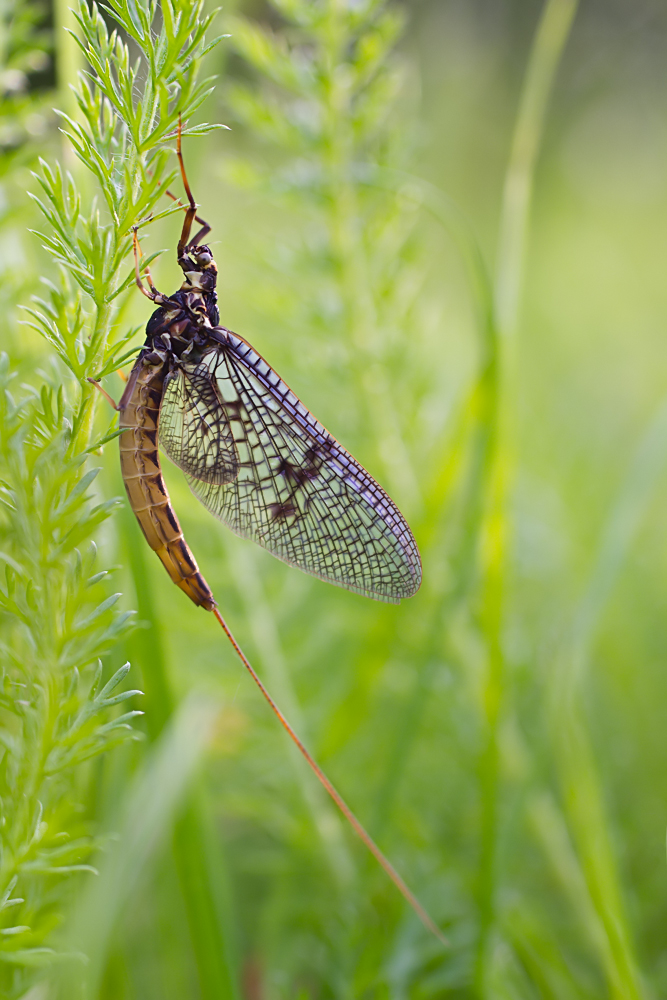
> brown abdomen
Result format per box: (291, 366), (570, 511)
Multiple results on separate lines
(119, 361), (216, 611)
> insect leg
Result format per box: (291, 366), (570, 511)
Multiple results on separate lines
(164, 185), (209, 240)
(188, 217), (212, 249)
(87, 378), (119, 410)
(132, 227), (162, 301)
(175, 114), (211, 253)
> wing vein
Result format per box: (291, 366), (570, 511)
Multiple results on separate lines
(159, 336), (421, 602)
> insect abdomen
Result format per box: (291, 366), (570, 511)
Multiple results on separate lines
(119, 361), (216, 611)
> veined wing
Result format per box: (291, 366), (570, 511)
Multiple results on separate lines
(160, 329), (422, 603)
(160, 365), (238, 484)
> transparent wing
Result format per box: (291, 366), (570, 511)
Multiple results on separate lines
(160, 366), (238, 485)
(161, 330), (422, 603)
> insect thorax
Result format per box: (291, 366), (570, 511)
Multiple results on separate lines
(143, 246), (220, 363)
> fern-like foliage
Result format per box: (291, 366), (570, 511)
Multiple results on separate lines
(226, 0), (405, 175)
(224, 0), (428, 512)
(0, 363), (141, 978)
(0, 0), (222, 987)
(27, 0), (224, 408)
(220, 0), (453, 984)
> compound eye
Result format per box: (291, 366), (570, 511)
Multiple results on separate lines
(196, 251), (212, 265)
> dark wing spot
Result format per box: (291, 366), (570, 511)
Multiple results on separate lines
(278, 447), (323, 488)
(277, 458), (305, 488)
(183, 341), (422, 602)
(223, 398), (243, 419)
(268, 499), (299, 522)
(303, 446), (323, 478)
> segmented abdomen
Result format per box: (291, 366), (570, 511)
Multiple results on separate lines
(118, 360), (216, 611)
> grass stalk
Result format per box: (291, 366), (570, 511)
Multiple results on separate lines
(544, 400), (667, 998)
(494, 0), (579, 339)
(58, 695), (223, 999)
(120, 498), (241, 999)
(54, 0), (83, 137)
(474, 0), (579, 992)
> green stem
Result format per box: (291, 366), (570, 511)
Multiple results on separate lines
(69, 300), (113, 461)
(474, 1), (578, 993)
(472, 357), (502, 997)
(544, 402), (667, 999)
(494, 0), (579, 339)
(54, 0), (82, 129)
(119, 495), (240, 999)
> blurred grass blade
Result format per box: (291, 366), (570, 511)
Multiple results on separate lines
(119, 498), (240, 998)
(172, 784), (241, 1000)
(550, 716), (644, 999)
(227, 538), (354, 886)
(528, 792), (619, 985)
(544, 399), (667, 1000)
(475, 0), (579, 992)
(58, 693), (222, 999)
(54, 0), (83, 132)
(494, 0), (579, 339)
(572, 396), (667, 674)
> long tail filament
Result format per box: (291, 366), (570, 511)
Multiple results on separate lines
(212, 606), (447, 946)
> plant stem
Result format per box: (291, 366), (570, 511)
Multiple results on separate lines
(119, 496), (241, 999)
(494, 0), (579, 339)
(545, 402), (667, 999)
(474, 1), (578, 993)
(319, 13), (421, 512)
(54, 0), (83, 159)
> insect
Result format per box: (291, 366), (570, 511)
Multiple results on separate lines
(92, 123), (440, 943)
(117, 188), (421, 609)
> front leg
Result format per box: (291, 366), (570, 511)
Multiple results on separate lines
(87, 378), (119, 410)
(132, 227), (166, 302)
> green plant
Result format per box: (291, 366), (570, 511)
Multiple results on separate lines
(1, 0), (659, 995)
(0, 0), (230, 993)
(222, 0), (645, 996)
(225, 0), (421, 505)
(0, 360), (141, 986)
(221, 0), (456, 987)
(0, 0), (51, 171)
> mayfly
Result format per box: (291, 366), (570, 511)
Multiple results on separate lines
(92, 125), (440, 942)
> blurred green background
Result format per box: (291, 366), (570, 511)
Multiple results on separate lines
(5, 0), (667, 996)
